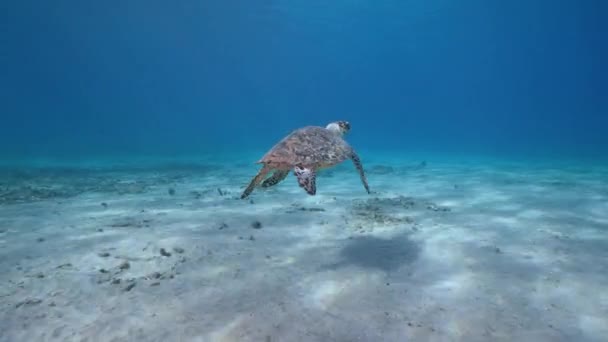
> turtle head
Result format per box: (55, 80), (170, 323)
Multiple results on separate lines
(326, 121), (351, 135)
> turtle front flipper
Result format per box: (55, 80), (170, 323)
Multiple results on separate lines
(350, 150), (370, 194)
(293, 165), (317, 195)
(261, 170), (289, 188)
(241, 165), (272, 199)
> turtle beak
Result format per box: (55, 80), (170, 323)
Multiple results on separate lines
(340, 121), (351, 134)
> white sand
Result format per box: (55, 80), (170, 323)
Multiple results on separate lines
(0, 155), (607, 341)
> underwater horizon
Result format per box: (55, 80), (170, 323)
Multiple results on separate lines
(1, 1), (607, 342)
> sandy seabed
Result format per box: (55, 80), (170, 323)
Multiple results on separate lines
(1, 153), (607, 342)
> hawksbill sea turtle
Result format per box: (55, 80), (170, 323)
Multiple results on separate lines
(240, 120), (371, 199)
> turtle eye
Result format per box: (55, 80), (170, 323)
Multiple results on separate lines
(342, 121), (350, 130)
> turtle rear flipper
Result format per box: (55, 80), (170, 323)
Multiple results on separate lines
(261, 170), (289, 188)
(241, 165), (272, 199)
(294, 165), (317, 195)
(351, 150), (370, 194)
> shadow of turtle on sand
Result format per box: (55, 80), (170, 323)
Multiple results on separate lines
(320, 232), (420, 272)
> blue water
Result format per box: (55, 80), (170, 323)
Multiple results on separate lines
(1, 1), (606, 159)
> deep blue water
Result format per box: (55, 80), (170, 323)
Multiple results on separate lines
(1, 0), (606, 159)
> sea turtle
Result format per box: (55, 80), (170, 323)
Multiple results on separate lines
(240, 121), (371, 199)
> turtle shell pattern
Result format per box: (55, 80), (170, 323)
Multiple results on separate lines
(258, 126), (353, 168)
